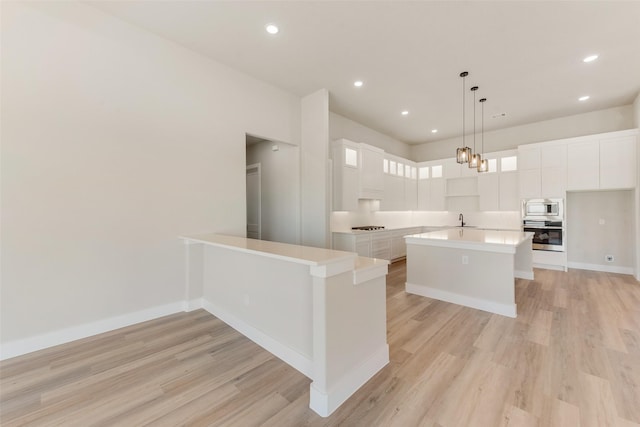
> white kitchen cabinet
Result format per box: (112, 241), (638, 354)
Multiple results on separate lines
(443, 158), (461, 179)
(519, 169), (541, 199)
(404, 162), (418, 210)
(478, 173), (499, 211)
(333, 233), (371, 257)
(519, 143), (567, 198)
(567, 133), (637, 191)
(405, 175), (417, 210)
(359, 143), (385, 198)
(333, 231), (392, 260)
(371, 232), (392, 260)
(381, 173), (405, 211)
(428, 178), (446, 211)
(331, 139), (385, 211)
(541, 144), (567, 169)
(381, 155), (418, 211)
(600, 135), (636, 189)
(518, 145), (541, 171)
(499, 171), (519, 211)
(417, 165), (430, 211)
(331, 139), (360, 211)
(391, 227), (422, 260)
(540, 166), (566, 198)
(567, 140), (599, 191)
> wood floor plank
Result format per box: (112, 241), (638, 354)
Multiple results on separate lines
(1, 260), (639, 426)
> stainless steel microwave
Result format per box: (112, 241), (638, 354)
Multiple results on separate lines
(522, 198), (564, 221)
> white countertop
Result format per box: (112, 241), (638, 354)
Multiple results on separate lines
(182, 233), (357, 266)
(405, 228), (533, 254)
(332, 225), (521, 235)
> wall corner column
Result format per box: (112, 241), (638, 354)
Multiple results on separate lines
(301, 89), (330, 249)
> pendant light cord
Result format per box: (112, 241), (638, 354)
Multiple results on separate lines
(462, 75), (465, 147)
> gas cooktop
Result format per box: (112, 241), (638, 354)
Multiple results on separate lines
(351, 226), (386, 231)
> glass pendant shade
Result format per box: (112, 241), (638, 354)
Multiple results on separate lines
(469, 153), (481, 168)
(456, 146), (471, 163)
(456, 71), (470, 164)
(477, 158), (489, 173)
(477, 97), (488, 173)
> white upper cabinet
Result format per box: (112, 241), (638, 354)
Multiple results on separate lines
(541, 144), (567, 169)
(499, 171), (519, 210)
(567, 140), (599, 191)
(381, 154), (405, 211)
(332, 139), (360, 211)
(405, 162), (418, 210)
(518, 146), (541, 171)
(359, 143), (385, 198)
(566, 130), (637, 191)
(478, 173), (499, 211)
(519, 143), (566, 198)
(599, 135), (637, 190)
(331, 139), (385, 211)
(443, 158), (461, 179)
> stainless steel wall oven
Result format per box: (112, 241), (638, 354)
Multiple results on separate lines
(522, 199), (565, 252)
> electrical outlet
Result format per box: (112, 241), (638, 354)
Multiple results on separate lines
(462, 255), (469, 265)
(599, 218), (605, 225)
(605, 255), (614, 262)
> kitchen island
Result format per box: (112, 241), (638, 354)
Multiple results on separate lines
(404, 228), (534, 318)
(180, 233), (389, 417)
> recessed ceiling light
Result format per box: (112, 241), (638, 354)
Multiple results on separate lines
(265, 24), (279, 35)
(431, 129), (438, 133)
(353, 80), (363, 88)
(401, 110), (409, 116)
(579, 95), (590, 101)
(583, 54), (598, 63)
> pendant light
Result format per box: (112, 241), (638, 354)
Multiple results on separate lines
(477, 97), (489, 173)
(456, 71), (472, 163)
(469, 86), (481, 168)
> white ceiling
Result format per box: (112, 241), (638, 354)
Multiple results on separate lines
(88, 1), (640, 145)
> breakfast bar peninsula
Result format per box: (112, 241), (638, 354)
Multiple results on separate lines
(405, 228), (534, 318)
(180, 233), (389, 417)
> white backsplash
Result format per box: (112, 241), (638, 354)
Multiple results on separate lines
(331, 200), (521, 231)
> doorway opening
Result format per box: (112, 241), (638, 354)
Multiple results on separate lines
(245, 133), (300, 244)
(246, 163), (261, 239)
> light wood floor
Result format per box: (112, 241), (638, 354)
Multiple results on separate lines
(2, 262), (639, 426)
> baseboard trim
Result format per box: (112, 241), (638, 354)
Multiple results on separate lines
(309, 344), (389, 417)
(515, 269), (534, 280)
(533, 262), (567, 272)
(406, 282), (517, 318)
(567, 262), (634, 275)
(200, 299), (313, 378)
(0, 302), (185, 361)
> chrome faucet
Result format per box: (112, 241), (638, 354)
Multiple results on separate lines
(459, 213), (466, 227)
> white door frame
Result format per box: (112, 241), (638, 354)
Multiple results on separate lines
(246, 163), (262, 239)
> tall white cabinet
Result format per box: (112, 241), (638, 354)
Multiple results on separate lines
(331, 139), (384, 211)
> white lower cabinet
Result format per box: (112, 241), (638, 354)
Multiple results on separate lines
(333, 233), (371, 257)
(333, 228), (424, 261)
(371, 232), (391, 260)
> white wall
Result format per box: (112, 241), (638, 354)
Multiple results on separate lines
(634, 92), (640, 128)
(246, 140), (300, 245)
(330, 112), (411, 159)
(1, 2), (302, 355)
(301, 90), (330, 248)
(567, 190), (635, 272)
(411, 105), (634, 161)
